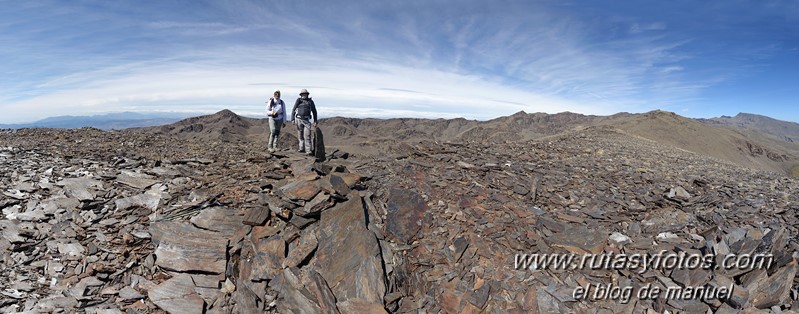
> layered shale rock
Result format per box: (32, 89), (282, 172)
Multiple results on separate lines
(1, 120), (798, 313)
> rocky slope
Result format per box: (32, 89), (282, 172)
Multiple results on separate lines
(607, 111), (799, 175)
(703, 113), (799, 144)
(1, 118), (798, 313)
(138, 110), (799, 176)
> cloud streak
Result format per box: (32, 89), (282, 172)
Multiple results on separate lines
(0, 0), (796, 123)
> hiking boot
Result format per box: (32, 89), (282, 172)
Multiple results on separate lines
(297, 149), (304, 153)
(268, 148), (274, 153)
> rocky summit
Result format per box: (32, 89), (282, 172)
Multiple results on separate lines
(1, 111), (799, 314)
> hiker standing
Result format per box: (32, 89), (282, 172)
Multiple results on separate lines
(266, 90), (286, 152)
(291, 88), (317, 155)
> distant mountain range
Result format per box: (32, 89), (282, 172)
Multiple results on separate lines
(131, 109), (799, 176)
(4, 109), (799, 176)
(0, 112), (204, 130)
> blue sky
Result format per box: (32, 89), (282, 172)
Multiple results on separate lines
(1, 0), (797, 123)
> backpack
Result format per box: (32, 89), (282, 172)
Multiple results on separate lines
(296, 98), (313, 118)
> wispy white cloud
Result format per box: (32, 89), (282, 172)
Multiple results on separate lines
(146, 21), (265, 36)
(2, 0), (794, 123)
(630, 22), (667, 34)
(3, 47), (609, 122)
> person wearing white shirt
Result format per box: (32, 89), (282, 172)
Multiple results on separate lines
(266, 90), (286, 152)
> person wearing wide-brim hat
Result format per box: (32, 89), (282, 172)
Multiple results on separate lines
(266, 90), (286, 152)
(291, 88), (318, 155)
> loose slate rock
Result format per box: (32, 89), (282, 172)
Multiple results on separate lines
(319, 174), (350, 197)
(280, 179), (321, 201)
(750, 261), (797, 309)
(385, 187), (429, 244)
(250, 236), (286, 281)
(546, 227), (607, 254)
(283, 231), (318, 269)
(148, 274), (206, 314)
(149, 221), (229, 274)
(59, 177), (102, 201)
(189, 206), (244, 238)
(115, 192), (161, 211)
(243, 207), (270, 226)
(116, 171), (159, 190)
(296, 192), (334, 217)
(306, 270), (339, 314)
(316, 197), (386, 305)
(273, 267), (322, 314)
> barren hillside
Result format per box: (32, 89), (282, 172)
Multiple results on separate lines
(607, 110), (799, 175)
(138, 109), (799, 176)
(2, 120), (797, 313)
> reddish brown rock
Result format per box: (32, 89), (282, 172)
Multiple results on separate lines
(250, 236), (286, 282)
(319, 174), (351, 197)
(316, 197), (386, 305)
(385, 187), (429, 244)
(280, 179), (321, 201)
(296, 192), (334, 217)
(282, 230), (318, 269)
(337, 172), (362, 188)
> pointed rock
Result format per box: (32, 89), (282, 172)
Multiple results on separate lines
(316, 197), (386, 305)
(319, 174), (350, 197)
(273, 267), (322, 313)
(283, 231), (318, 269)
(296, 192), (334, 217)
(750, 261), (797, 309)
(306, 270), (340, 314)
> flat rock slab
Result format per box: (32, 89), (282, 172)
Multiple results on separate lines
(190, 206), (245, 238)
(0, 220), (25, 243)
(58, 177), (103, 201)
(250, 237), (286, 282)
(115, 192), (161, 211)
(546, 226), (607, 254)
(116, 171), (159, 190)
(149, 221), (229, 274)
(242, 207), (270, 226)
(280, 179), (321, 201)
(316, 197), (386, 305)
(337, 172), (362, 188)
(57, 242), (86, 257)
(386, 187), (430, 244)
(148, 274), (205, 314)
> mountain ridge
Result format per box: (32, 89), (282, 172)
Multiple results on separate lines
(133, 109), (799, 176)
(0, 112), (202, 130)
